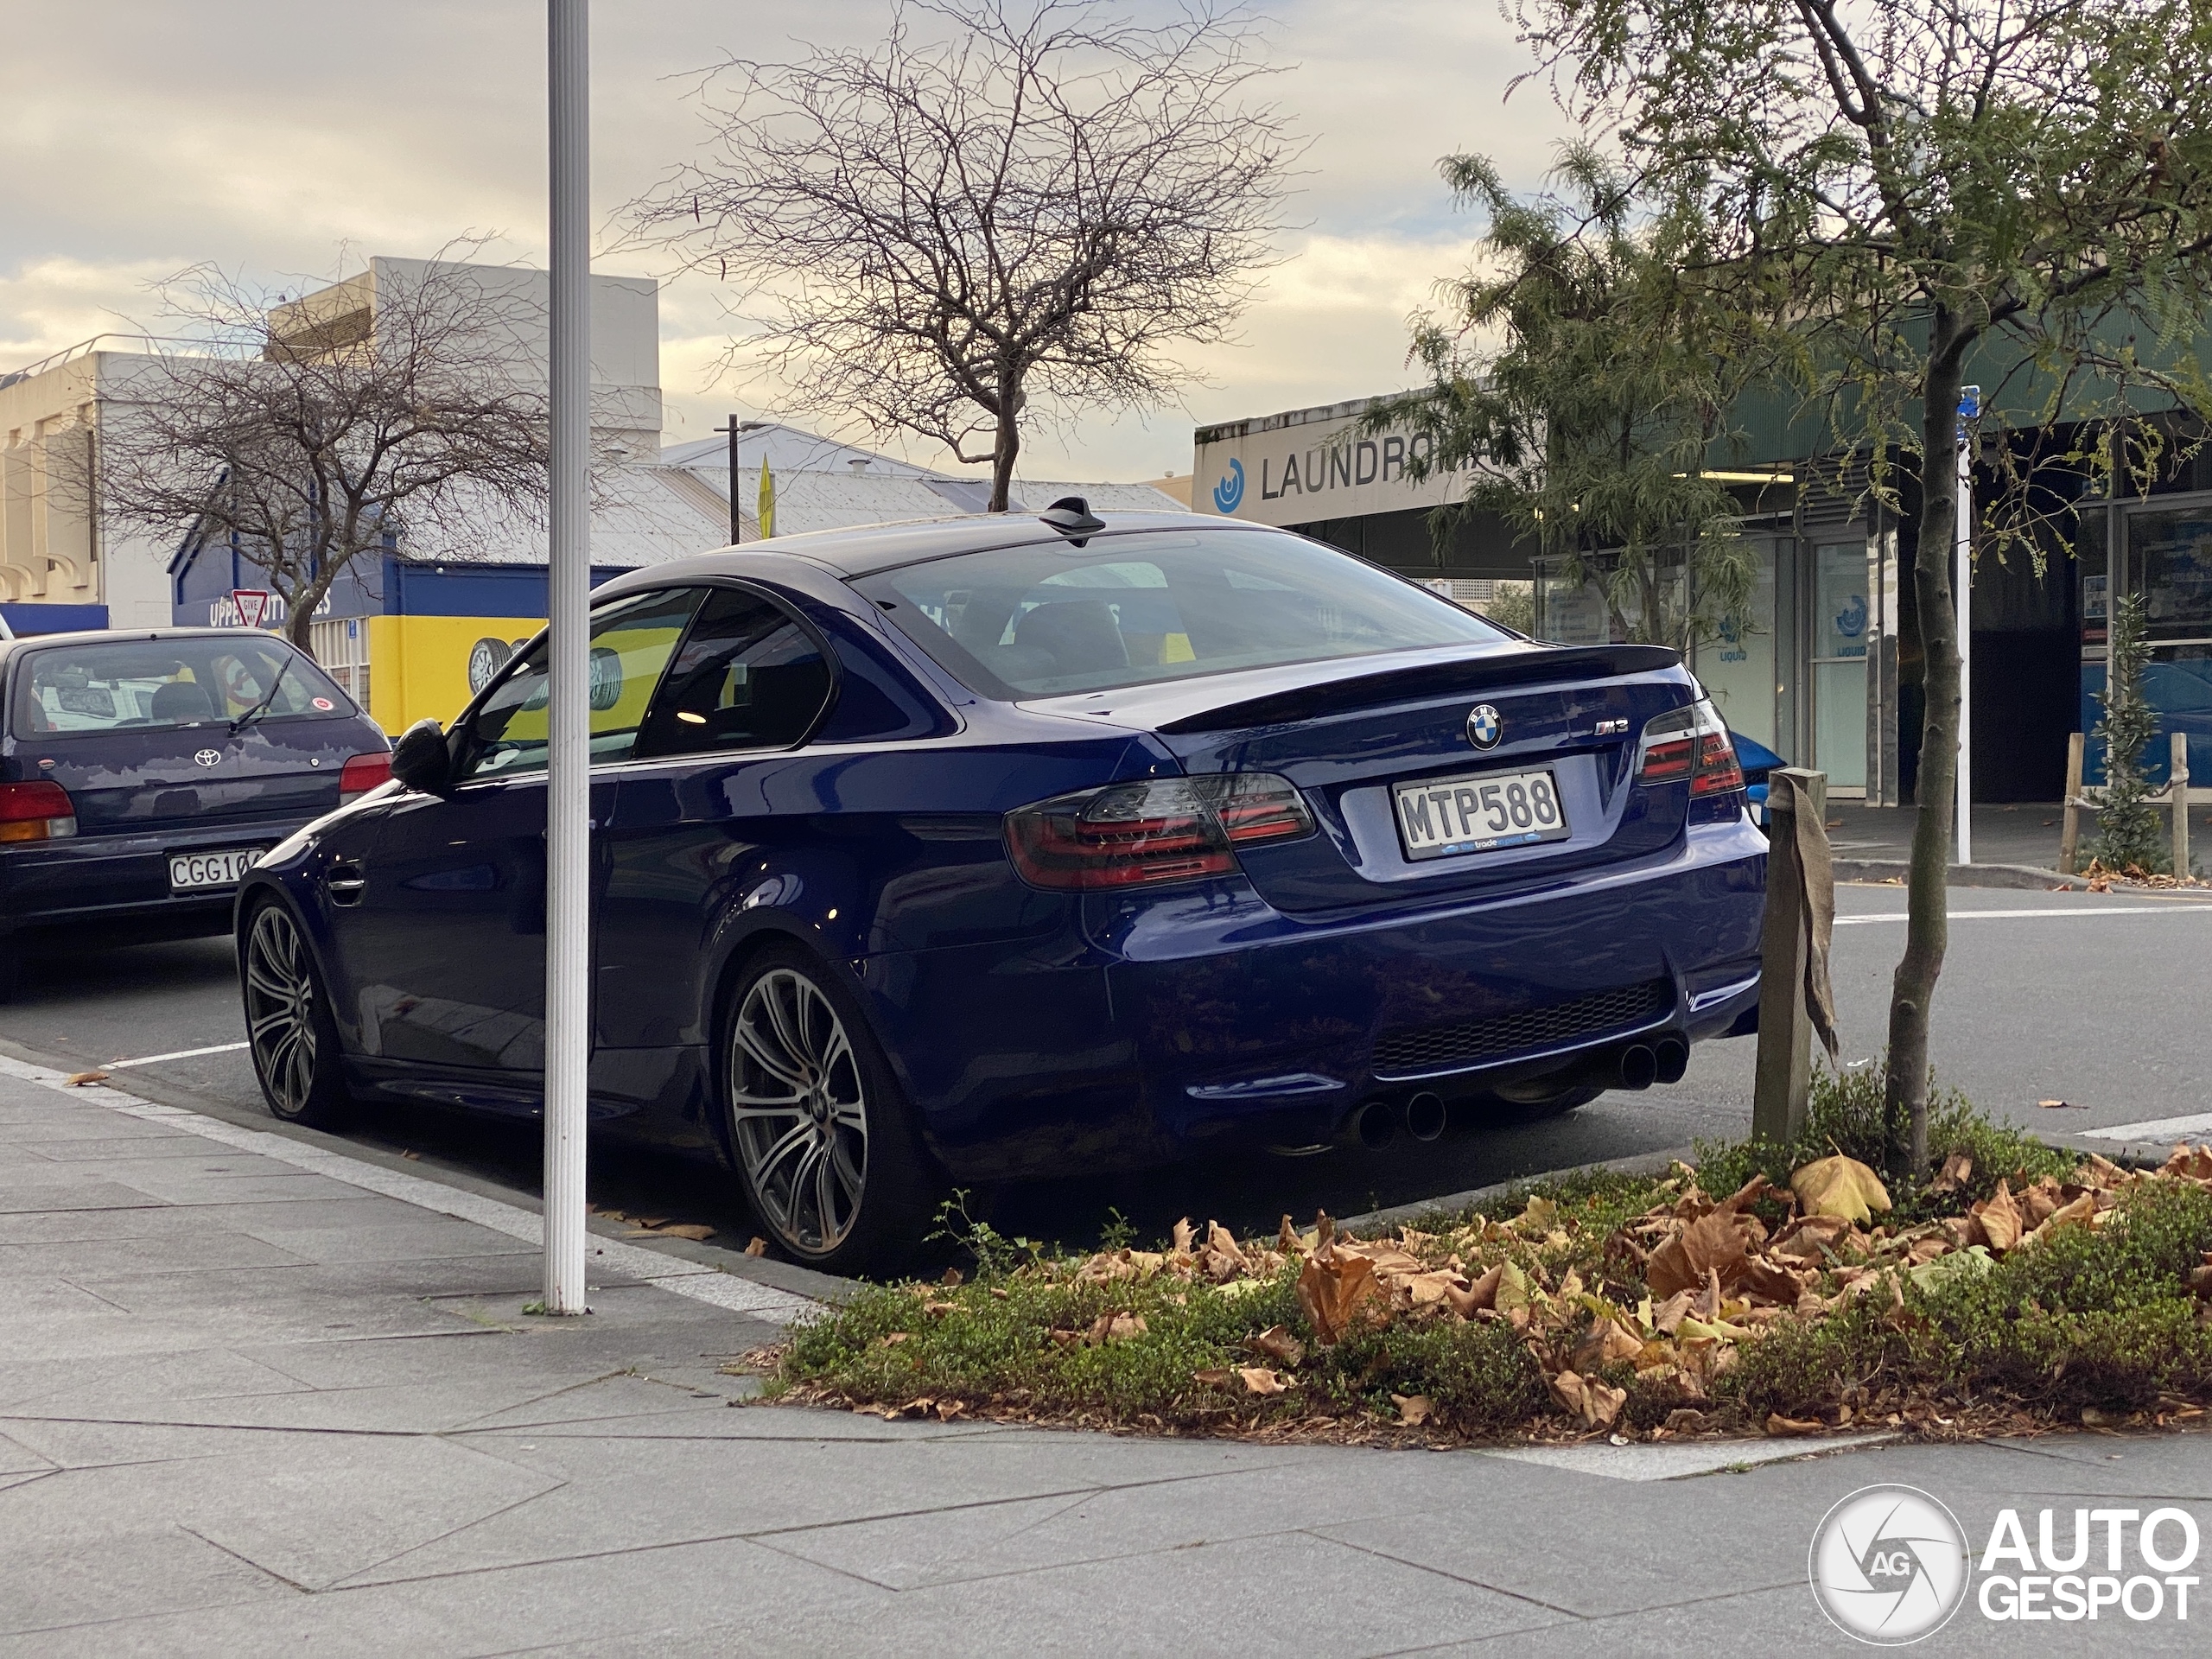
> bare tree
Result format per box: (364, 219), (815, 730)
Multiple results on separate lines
(633, 0), (1297, 510)
(96, 257), (550, 651)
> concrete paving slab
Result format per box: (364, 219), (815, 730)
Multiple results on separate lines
(22, 1533), (872, 1659)
(0, 1522), (298, 1640)
(0, 1230), (308, 1280)
(0, 1344), (314, 1415)
(766, 1527), (1573, 1657)
(12, 1135), (257, 1162)
(0, 1192), (439, 1244)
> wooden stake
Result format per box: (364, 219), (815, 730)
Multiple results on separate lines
(2175, 731), (2192, 879)
(2058, 731), (2085, 876)
(1752, 767), (1827, 1145)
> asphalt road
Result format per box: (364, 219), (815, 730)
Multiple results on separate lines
(3, 881), (2208, 1257)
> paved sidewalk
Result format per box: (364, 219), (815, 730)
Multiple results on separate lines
(5, 1061), (2212, 1656)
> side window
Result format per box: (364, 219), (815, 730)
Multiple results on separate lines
(460, 588), (703, 782)
(636, 587), (832, 758)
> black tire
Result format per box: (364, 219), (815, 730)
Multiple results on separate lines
(721, 943), (944, 1277)
(1489, 1083), (1603, 1125)
(240, 899), (353, 1128)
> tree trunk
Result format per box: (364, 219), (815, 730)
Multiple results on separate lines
(988, 380), (1020, 513)
(1883, 328), (1965, 1181)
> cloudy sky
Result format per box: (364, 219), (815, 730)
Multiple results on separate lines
(1, 2), (1573, 483)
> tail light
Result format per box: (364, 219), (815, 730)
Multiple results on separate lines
(0, 779), (78, 843)
(1005, 772), (1314, 891)
(339, 751), (393, 802)
(1635, 699), (1745, 798)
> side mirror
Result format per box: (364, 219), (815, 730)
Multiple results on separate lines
(390, 718), (454, 795)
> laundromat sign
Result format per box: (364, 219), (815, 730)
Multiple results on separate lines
(1192, 396), (1462, 528)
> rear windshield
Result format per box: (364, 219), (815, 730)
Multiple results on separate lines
(12, 636), (353, 736)
(855, 528), (1504, 699)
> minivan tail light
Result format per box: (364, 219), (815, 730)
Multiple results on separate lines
(339, 751), (393, 802)
(1634, 699), (1744, 797)
(0, 779), (78, 842)
(1004, 773), (1315, 891)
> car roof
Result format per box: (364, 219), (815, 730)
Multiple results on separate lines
(0, 626), (306, 660)
(622, 508), (1287, 584)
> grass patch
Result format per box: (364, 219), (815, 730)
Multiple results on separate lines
(758, 1075), (2212, 1446)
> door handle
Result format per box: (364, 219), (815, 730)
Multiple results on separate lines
(326, 859), (366, 906)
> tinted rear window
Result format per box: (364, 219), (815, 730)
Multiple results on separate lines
(855, 528), (1503, 699)
(13, 637), (353, 735)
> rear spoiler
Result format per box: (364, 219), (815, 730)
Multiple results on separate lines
(1157, 643), (1682, 735)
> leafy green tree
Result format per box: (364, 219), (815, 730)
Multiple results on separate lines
(1376, 144), (1758, 655)
(2091, 595), (2167, 872)
(1509, 0), (2212, 1176)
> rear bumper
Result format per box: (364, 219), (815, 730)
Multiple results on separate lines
(0, 817), (311, 942)
(874, 817), (1767, 1179)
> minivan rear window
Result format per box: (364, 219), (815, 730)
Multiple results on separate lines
(12, 637), (353, 735)
(855, 528), (1504, 699)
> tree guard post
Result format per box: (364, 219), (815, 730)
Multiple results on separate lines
(2175, 731), (2193, 879)
(2058, 731), (2086, 877)
(1753, 767), (1833, 1144)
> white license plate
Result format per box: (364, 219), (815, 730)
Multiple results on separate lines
(1393, 767), (1570, 861)
(168, 848), (264, 892)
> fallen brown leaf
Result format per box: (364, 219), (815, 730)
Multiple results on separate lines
(1236, 1366), (1288, 1395)
(1193, 1367), (1236, 1387)
(1392, 1393), (1433, 1427)
(745, 1236), (768, 1256)
(1248, 1325), (1306, 1369)
(1972, 1179), (2024, 1253)
(942, 1266), (964, 1287)
(1791, 1154), (1893, 1224)
(1295, 1243), (1382, 1345)
(62, 1071), (109, 1087)
(1647, 1211), (1749, 1298)
(2038, 1098), (2075, 1109)
(1086, 1312), (1147, 1344)
(1765, 1413), (1824, 1436)
(1548, 1368), (1626, 1430)
(1172, 1217), (1196, 1254)
(658, 1224), (715, 1242)
(1931, 1150), (1973, 1193)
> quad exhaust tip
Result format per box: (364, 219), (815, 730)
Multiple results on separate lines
(1618, 1045), (1659, 1090)
(1655, 1037), (1689, 1085)
(1352, 1098), (1397, 1149)
(1403, 1091), (1447, 1142)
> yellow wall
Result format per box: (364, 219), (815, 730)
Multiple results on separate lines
(367, 614), (544, 734)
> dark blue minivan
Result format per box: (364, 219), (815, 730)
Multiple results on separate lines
(0, 628), (391, 995)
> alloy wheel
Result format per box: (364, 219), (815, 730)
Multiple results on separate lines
(245, 905), (320, 1116)
(729, 967), (868, 1255)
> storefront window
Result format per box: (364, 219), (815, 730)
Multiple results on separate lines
(1694, 546), (1778, 752)
(2126, 509), (2212, 644)
(1809, 540), (1870, 790)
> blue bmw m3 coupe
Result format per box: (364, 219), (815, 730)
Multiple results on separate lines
(237, 507), (1765, 1272)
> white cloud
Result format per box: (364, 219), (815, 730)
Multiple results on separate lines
(1, 0), (1575, 482)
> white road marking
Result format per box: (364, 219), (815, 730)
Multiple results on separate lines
(1835, 906), (2212, 925)
(2084, 1112), (2212, 1145)
(0, 1052), (813, 1324)
(103, 1039), (252, 1069)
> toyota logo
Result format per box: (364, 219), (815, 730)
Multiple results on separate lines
(194, 749), (222, 768)
(1465, 704), (1503, 750)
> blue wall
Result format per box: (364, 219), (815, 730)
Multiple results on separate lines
(2, 603), (109, 636)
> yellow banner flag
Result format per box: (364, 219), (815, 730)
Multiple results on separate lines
(755, 455), (776, 539)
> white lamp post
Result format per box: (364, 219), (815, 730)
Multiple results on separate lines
(543, 0), (591, 1314)
(1955, 384), (1980, 868)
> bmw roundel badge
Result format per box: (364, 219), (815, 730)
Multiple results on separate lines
(1465, 704), (1503, 750)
